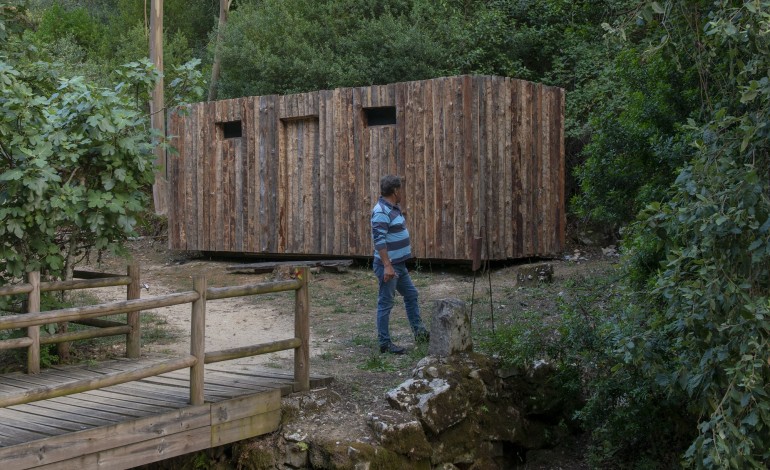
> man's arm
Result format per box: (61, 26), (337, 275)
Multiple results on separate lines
(377, 247), (396, 282)
(372, 208), (396, 282)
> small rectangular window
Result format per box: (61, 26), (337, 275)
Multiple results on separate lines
(364, 107), (396, 126)
(218, 120), (242, 139)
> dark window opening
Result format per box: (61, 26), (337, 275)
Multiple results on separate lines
(218, 120), (243, 139)
(364, 107), (397, 126)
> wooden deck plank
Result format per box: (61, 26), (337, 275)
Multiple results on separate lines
(0, 355), (333, 469)
(75, 390), (181, 414)
(0, 422), (50, 445)
(0, 414), (65, 437)
(95, 426), (211, 470)
(212, 409), (281, 447)
(24, 398), (126, 420)
(10, 401), (121, 426)
(97, 382), (191, 405)
(0, 405), (210, 469)
(136, 375), (254, 398)
(212, 389), (281, 425)
(0, 407), (90, 432)
(48, 395), (154, 419)
(80, 388), (187, 408)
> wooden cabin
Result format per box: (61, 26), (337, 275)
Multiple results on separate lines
(167, 75), (565, 261)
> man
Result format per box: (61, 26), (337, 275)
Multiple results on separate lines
(371, 175), (429, 354)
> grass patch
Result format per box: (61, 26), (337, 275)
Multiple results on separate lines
(351, 334), (375, 347)
(358, 352), (399, 372)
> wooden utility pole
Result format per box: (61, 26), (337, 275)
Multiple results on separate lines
(150, 0), (168, 214)
(208, 0), (232, 101)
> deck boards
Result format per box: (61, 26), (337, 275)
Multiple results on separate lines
(0, 356), (332, 470)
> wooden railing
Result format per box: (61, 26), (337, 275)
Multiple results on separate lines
(0, 266), (310, 408)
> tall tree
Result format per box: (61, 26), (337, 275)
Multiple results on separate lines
(208, 0), (232, 101)
(149, 0), (167, 214)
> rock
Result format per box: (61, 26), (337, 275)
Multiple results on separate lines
(385, 377), (468, 434)
(310, 440), (429, 469)
(284, 441), (309, 468)
(516, 263), (554, 284)
(367, 410), (432, 459)
(429, 298), (473, 356)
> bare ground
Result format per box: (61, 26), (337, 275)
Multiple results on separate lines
(80, 238), (616, 469)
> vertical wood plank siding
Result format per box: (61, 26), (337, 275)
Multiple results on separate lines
(167, 75), (565, 261)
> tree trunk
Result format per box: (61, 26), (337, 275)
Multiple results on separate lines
(57, 232), (79, 362)
(150, 0), (168, 215)
(208, 0), (232, 102)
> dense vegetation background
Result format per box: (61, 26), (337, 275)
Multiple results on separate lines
(1, 0), (769, 467)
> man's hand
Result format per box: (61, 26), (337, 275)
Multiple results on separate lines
(383, 264), (396, 282)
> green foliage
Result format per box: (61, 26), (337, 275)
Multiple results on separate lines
(483, 271), (694, 467)
(35, 2), (103, 51)
(620, 1), (770, 467)
(573, 47), (698, 232)
(0, 7), (161, 281)
(215, 0), (449, 97)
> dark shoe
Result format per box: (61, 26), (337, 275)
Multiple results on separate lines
(380, 343), (406, 355)
(415, 331), (430, 344)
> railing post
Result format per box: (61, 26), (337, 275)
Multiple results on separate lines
(190, 274), (206, 405)
(126, 263), (141, 358)
(294, 267), (310, 391)
(27, 271), (40, 374)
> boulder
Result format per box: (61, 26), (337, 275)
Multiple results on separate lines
(429, 298), (472, 356)
(367, 409), (432, 460)
(516, 263), (554, 284)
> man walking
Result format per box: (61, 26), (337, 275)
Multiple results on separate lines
(371, 175), (429, 354)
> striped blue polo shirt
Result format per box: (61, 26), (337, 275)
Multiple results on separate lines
(371, 197), (412, 264)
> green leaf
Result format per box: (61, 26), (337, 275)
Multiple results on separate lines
(740, 89), (758, 104)
(0, 169), (23, 181)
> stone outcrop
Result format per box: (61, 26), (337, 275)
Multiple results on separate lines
(428, 298), (473, 356)
(372, 353), (570, 468)
(516, 263), (555, 284)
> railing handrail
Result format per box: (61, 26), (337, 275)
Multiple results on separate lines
(0, 292), (200, 330)
(0, 265), (312, 407)
(0, 273), (132, 297)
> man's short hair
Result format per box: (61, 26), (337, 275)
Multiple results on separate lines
(380, 175), (402, 197)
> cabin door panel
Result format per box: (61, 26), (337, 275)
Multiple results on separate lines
(278, 118), (320, 253)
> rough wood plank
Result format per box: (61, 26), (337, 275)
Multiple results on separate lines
(34, 397), (131, 421)
(0, 405), (210, 469)
(226, 259), (353, 273)
(9, 401), (122, 426)
(351, 87), (364, 255)
(433, 77), (444, 259)
(492, 77), (510, 259)
(211, 409), (281, 447)
(95, 425), (211, 469)
(211, 389), (280, 425)
(410, 79), (422, 255)
(0, 412), (66, 437)
(452, 76), (464, 259)
(0, 407), (91, 432)
(423, 78), (435, 258)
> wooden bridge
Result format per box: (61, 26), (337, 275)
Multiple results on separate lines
(0, 266), (330, 469)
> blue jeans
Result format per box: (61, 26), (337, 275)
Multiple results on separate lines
(373, 261), (427, 347)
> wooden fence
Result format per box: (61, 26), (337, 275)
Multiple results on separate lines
(0, 266), (310, 407)
(168, 74), (565, 261)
